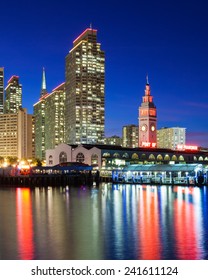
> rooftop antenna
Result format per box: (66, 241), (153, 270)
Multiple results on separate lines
(90, 23), (92, 29)
(146, 74), (149, 85)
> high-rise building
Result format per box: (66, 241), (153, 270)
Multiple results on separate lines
(0, 67), (4, 114)
(104, 135), (122, 146)
(33, 68), (48, 160)
(138, 77), (157, 148)
(122, 125), (138, 148)
(157, 127), (186, 150)
(45, 83), (65, 150)
(4, 75), (22, 114)
(65, 27), (105, 144)
(0, 108), (33, 158)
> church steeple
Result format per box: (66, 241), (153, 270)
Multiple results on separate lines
(40, 67), (47, 98)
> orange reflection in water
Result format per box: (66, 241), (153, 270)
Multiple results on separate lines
(137, 186), (161, 259)
(174, 187), (200, 259)
(16, 188), (34, 259)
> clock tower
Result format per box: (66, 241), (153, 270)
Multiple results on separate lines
(138, 77), (157, 147)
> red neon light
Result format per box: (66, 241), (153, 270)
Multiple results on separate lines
(177, 144), (198, 151)
(7, 75), (19, 84)
(73, 28), (97, 44)
(142, 142), (156, 148)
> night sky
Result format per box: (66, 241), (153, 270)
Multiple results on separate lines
(1, 0), (208, 147)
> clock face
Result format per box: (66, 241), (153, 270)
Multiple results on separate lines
(151, 125), (155, 131)
(141, 124), (147, 132)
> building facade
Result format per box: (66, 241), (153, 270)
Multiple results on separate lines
(104, 135), (122, 146)
(138, 78), (157, 148)
(4, 75), (22, 114)
(45, 83), (65, 150)
(65, 28), (105, 145)
(157, 127), (186, 150)
(0, 108), (33, 158)
(122, 125), (138, 148)
(0, 67), (4, 114)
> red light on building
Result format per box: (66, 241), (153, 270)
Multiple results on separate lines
(142, 142), (156, 148)
(177, 145), (198, 151)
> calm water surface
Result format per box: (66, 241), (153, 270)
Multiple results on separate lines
(0, 183), (208, 260)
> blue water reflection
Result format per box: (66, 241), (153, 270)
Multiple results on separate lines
(0, 184), (208, 260)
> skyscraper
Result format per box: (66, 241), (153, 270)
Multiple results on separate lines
(138, 77), (157, 147)
(4, 75), (22, 114)
(157, 127), (186, 150)
(65, 27), (105, 144)
(33, 68), (48, 160)
(0, 67), (4, 114)
(122, 125), (138, 148)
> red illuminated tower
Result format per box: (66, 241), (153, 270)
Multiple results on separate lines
(138, 76), (157, 147)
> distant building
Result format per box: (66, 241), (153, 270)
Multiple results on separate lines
(138, 77), (157, 148)
(122, 125), (138, 148)
(0, 108), (33, 158)
(157, 127), (186, 150)
(4, 75), (22, 114)
(104, 135), (122, 146)
(0, 67), (4, 114)
(65, 27), (105, 144)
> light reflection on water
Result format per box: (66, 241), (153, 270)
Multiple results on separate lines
(0, 183), (208, 260)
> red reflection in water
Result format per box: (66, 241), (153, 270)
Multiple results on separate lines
(138, 186), (161, 259)
(174, 187), (199, 259)
(16, 188), (34, 259)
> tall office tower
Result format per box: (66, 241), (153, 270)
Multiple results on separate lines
(157, 127), (186, 150)
(65, 28), (105, 144)
(0, 108), (33, 158)
(138, 77), (157, 147)
(0, 67), (4, 114)
(122, 125), (138, 148)
(45, 83), (65, 150)
(4, 75), (22, 114)
(33, 68), (48, 160)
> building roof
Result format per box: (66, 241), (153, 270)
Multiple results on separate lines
(122, 164), (202, 172)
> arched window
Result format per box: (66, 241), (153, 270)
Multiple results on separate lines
(76, 152), (85, 163)
(113, 153), (120, 158)
(103, 152), (111, 157)
(179, 155), (184, 161)
(172, 155), (177, 161)
(91, 154), (98, 165)
(49, 155), (53, 165)
(157, 154), (163, 161)
(141, 154), (146, 160)
(122, 152), (129, 158)
(194, 156), (197, 161)
(149, 154), (155, 160)
(132, 153), (139, 159)
(59, 152), (67, 163)
(164, 154), (170, 161)
(199, 156), (203, 161)
(205, 157), (208, 161)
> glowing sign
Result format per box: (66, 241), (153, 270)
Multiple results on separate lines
(142, 142), (156, 148)
(177, 145), (198, 151)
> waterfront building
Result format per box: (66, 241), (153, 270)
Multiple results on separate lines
(45, 83), (65, 150)
(4, 75), (22, 114)
(157, 127), (186, 150)
(122, 125), (138, 148)
(138, 77), (157, 148)
(65, 27), (105, 144)
(0, 107), (33, 158)
(104, 135), (122, 146)
(0, 67), (4, 114)
(46, 143), (208, 170)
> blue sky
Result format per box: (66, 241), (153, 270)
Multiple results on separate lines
(1, 0), (208, 146)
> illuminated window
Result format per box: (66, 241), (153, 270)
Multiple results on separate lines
(59, 152), (67, 163)
(113, 153), (120, 158)
(164, 155), (170, 161)
(122, 153), (129, 158)
(157, 154), (163, 161)
(91, 154), (98, 165)
(132, 153), (139, 159)
(76, 152), (85, 163)
(149, 154), (155, 160)
(179, 155), (184, 161)
(172, 155), (177, 161)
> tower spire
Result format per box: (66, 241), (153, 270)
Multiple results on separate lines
(146, 74), (149, 85)
(40, 67), (47, 98)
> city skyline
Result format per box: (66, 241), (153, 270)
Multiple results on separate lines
(1, 0), (208, 146)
